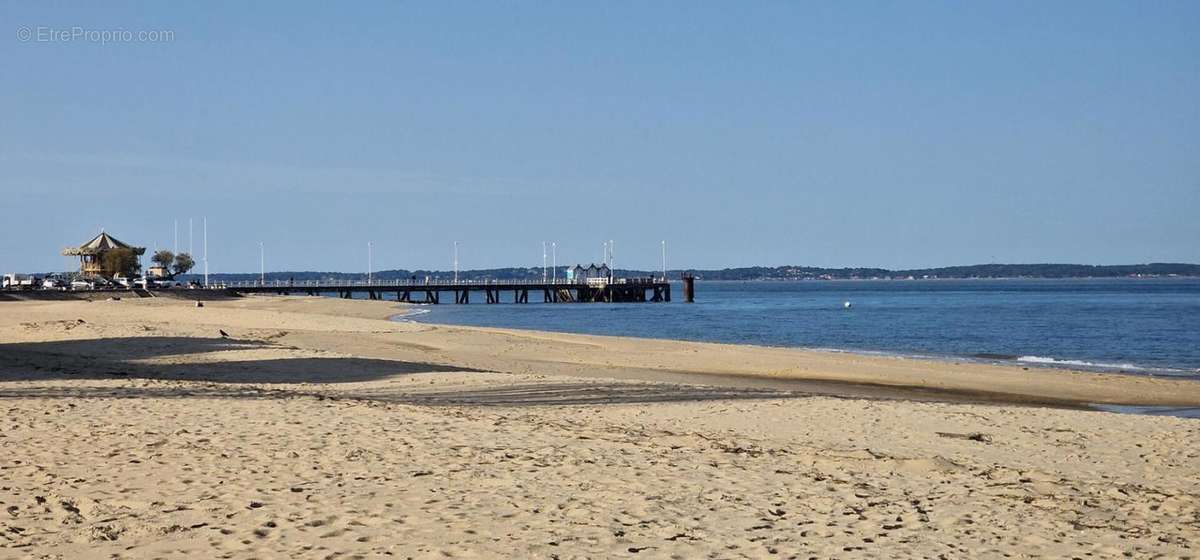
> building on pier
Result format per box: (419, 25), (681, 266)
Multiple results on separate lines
(566, 263), (611, 283)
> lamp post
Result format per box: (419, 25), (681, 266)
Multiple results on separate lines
(551, 242), (557, 283)
(610, 239), (615, 281)
(453, 241), (459, 284)
(202, 217), (208, 288)
(259, 242), (265, 286)
(367, 241), (373, 284)
(661, 240), (667, 281)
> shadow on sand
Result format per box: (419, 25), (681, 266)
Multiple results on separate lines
(0, 336), (804, 407)
(0, 336), (475, 384)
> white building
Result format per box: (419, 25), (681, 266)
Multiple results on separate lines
(567, 263), (611, 283)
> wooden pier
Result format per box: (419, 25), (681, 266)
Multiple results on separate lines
(222, 278), (673, 304)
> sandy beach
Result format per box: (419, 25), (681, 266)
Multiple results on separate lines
(1, 295), (1198, 559)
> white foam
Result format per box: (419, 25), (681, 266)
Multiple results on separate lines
(1011, 355), (1200, 376)
(1017, 355), (1143, 370)
(390, 307), (432, 321)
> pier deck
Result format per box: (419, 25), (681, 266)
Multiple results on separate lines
(222, 278), (672, 304)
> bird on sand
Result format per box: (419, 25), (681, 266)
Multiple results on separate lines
(219, 329), (230, 338)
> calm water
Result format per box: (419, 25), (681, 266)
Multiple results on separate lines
(400, 278), (1200, 377)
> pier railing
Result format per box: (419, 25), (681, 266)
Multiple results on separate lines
(219, 277), (666, 289)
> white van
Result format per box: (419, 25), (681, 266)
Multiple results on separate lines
(3, 274), (35, 289)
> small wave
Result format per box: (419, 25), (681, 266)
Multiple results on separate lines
(1014, 356), (1199, 377)
(809, 347), (954, 363)
(973, 352), (1019, 361)
(819, 350), (1197, 377)
(1016, 355), (1143, 370)
(391, 307), (432, 321)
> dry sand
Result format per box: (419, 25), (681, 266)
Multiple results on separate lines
(0, 295), (1197, 559)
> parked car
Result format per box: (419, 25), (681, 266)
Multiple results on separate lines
(113, 276), (138, 288)
(41, 277), (67, 290)
(70, 279), (94, 290)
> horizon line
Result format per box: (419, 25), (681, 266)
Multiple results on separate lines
(174, 262), (1200, 276)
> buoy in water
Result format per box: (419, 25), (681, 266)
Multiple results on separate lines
(843, 301), (852, 309)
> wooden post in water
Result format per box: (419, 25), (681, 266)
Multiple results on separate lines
(682, 274), (695, 303)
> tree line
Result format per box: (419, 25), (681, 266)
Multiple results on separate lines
(95, 249), (197, 278)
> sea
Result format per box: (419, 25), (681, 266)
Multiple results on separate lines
(398, 278), (1200, 379)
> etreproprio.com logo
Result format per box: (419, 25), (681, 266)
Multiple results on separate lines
(17, 26), (175, 44)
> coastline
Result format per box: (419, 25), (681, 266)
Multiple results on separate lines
(2, 295), (1198, 557)
(392, 277), (1200, 381)
(403, 305), (1200, 383)
(5, 295), (1197, 408)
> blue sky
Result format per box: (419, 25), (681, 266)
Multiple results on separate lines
(2, 2), (1197, 273)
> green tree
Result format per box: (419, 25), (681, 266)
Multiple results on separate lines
(173, 253), (196, 276)
(102, 248), (141, 278)
(152, 250), (175, 270)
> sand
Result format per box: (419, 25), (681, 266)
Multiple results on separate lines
(1, 295), (1197, 559)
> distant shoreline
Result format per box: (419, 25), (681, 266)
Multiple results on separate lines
(663, 276), (1200, 282)
(176, 263), (1199, 284)
(12, 263), (1200, 282)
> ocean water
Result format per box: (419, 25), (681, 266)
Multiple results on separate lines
(400, 278), (1200, 378)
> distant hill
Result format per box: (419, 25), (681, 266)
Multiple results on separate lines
(181, 263), (1200, 283)
(681, 263), (1200, 280)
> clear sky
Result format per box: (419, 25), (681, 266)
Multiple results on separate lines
(2, 2), (1197, 273)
